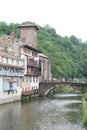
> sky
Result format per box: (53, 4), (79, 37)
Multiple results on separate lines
(0, 0), (87, 41)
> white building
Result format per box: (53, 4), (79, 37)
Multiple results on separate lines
(20, 44), (41, 95)
(0, 50), (24, 104)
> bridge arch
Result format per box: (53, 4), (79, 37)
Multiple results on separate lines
(44, 87), (55, 96)
(39, 82), (87, 96)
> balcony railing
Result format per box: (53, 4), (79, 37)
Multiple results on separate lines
(0, 70), (24, 77)
(27, 61), (41, 68)
(26, 71), (41, 76)
(22, 89), (39, 95)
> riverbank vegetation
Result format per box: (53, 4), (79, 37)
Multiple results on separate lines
(63, 86), (73, 93)
(83, 92), (87, 101)
(82, 90), (87, 127)
(53, 86), (74, 94)
(82, 100), (87, 127)
(1, 21), (87, 79)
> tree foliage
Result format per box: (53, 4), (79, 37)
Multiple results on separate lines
(0, 21), (87, 79)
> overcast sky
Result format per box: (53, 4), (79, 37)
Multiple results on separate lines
(0, 0), (87, 41)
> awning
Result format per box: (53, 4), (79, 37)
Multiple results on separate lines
(4, 79), (16, 83)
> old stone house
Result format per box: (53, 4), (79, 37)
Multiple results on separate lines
(0, 24), (51, 99)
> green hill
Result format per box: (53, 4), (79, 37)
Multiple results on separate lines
(37, 25), (87, 79)
(0, 21), (87, 79)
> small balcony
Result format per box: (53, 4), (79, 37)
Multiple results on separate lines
(22, 89), (39, 95)
(26, 71), (41, 76)
(0, 70), (24, 77)
(27, 60), (41, 68)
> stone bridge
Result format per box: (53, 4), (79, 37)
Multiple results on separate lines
(39, 81), (87, 96)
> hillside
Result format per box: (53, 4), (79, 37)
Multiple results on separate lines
(0, 21), (87, 79)
(37, 25), (87, 79)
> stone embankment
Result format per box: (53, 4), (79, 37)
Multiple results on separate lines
(0, 88), (21, 105)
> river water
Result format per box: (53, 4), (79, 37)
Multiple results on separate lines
(0, 94), (86, 130)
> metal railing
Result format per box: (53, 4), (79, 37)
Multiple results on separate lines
(0, 70), (24, 77)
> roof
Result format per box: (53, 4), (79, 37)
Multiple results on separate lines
(18, 24), (39, 30)
(39, 53), (48, 59)
(21, 44), (42, 53)
(4, 79), (16, 83)
(0, 50), (19, 60)
(0, 35), (11, 45)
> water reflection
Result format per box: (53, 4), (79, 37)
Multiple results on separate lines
(0, 94), (86, 130)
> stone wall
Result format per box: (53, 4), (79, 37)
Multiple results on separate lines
(19, 27), (37, 48)
(0, 95), (21, 105)
(39, 55), (51, 83)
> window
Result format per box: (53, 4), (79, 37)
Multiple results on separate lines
(5, 58), (8, 63)
(17, 79), (19, 86)
(0, 56), (2, 62)
(33, 77), (35, 82)
(9, 83), (13, 90)
(16, 60), (19, 65)
(4, 47), (8, 51)
(24, 77), (26, 82)
(28, 77), (30, 82)
(30, 76), (32, 82)
(26, 77), (28, 82)
(22, 77), (24, 82)
(36, 77), (38, 82)
(0, 66), (2, 71)
(12, 59), (13, 63)
(32, 51), (37, 57)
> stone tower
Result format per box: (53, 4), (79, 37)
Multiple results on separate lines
(18, 24), (39, 48)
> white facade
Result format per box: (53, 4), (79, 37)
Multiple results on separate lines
(0, 51), (24, 104)
(20, 46), (40, 95)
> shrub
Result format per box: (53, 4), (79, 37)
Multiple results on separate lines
(82, 101), (87, 126)
(63, 85), (73, 93)
(83, 92), (87, 100)
(53, 87), (63, 93)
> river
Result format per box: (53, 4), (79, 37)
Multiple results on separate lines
(0, 94), (86, 130)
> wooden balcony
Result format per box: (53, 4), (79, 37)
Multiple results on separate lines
(22, 90), (34, 95)
(27, 61), (41, 68)
(27, 58), (41, 68)
(22, 89), (39, 95)
(26, 66), (41, 76)
(26, 71), (41, 76)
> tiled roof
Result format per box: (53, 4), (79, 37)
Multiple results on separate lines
(0, 50), (19, 60)
(39, 53), (48, 58)
(21, 44), (42, 53)
(4, 79), (16, 83)
(0, 35), (11, 44)
(18, 24), (39, 30)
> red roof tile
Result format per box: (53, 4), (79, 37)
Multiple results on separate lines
(4, 79), (16, 83)
(0, 50), (19, 60)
